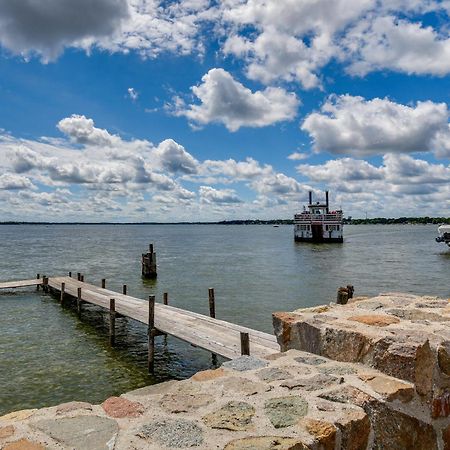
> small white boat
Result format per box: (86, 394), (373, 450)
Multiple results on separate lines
(436, 225), (450, 247)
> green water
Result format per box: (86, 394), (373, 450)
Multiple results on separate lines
(0, 224), (449, 414)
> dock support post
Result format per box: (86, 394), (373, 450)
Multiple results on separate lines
(42, 276), (48, 293)
(148, 295), (156, 373)
(163, 292), (168, 306)
(60, 282), (65, 304)
(240, 332), (250, 356)
(77, 273), (81, 281)
(80, 275), (84, 283)
(36, 274), (40, 291)
(122, 284), (127, 296)
(337, 285), (353, 305)
(142, 244), (157, 279)
(68, 271), (72, 278)
(102, 279), (106, 289)
(109, 298), (116, 346)
(77, 287), (82, 316)
(208, 288), (216, 319)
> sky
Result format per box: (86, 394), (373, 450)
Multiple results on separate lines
(0, 0), (449, 222)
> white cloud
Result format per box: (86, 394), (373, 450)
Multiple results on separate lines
(0, 173), (35, 190)
(301, 94), (450, 156)
(127, 87), (139, 101)
(153, 139), (199, 174)
(173, 68), (299, 131)
(199, 186), (242, 204)
(287, 152), (309, 161)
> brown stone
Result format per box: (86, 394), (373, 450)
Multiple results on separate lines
(438, 343), (450, 376)
(319, 386), (374, 407)
(220, 376), (271, 395)
(348, 315), (400, 327)
(321, 327), (371, 362)
(160, 393), (212, 413)
(224, 436), (310, 449)
(191, 367), (227, 381)
(203, 401), (255, 431)
(56, 401), (92, 415)
(443, 423), (450, 450)
(0, 425), (15, 439)
(334, 409), (370, 450)
(2, 439), (45, 450)
(360, 374), (414, 402)
(272, 312), (303, 350)
(432, 390), (450, 418)
(281, 374), (341, 391)
(101, 396), (144, 418)
(0, 409), (37, 422)
(302, 419), (336, 450)
(369, 401), (438, 449)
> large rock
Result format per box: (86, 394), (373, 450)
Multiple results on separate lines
(333, 409), (370, 450)
(302, 418), (336, 450)
(0, 425), (15, 439)
(102, 396), (144, 418)
(33, 415), (118, 450)
(203, 401), (255, 431)
(264, 396), (308, 428)
(160, 393), (212, 413)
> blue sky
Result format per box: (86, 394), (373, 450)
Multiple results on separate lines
(0, 0), (449, 221)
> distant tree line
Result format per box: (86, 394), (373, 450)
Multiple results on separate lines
(343, 217), (450, 225)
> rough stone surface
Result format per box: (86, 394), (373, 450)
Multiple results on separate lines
(334, 409), (370, 450)
(138, 418), (203, 447)
(56, 401), (92, 415)
(302, 419), (336, 450)
(257, 367), (292, 382)
(0, 425), (15, 439)
(191, 367), (227, 382)
(318, 365), (357, 376)
(160, 393), (212, 413)
(347, 315), (400, 327)
(223, 355), (269, 371)
(102, 396), (144, 418)
(219, 376), (271, 395)
(2, 439), (45, 450)
(443, 423), (450, 450)
(203, 401), (255, 431)
(360, 374), (414, 402)
(438, 343), (450, 376)
(264, 396), (308, 428)
(0, 410), (36, 422)
(224, 436), (310, 449)
(319, 386), (374, 407)
(33, 415), (118, 450)
(294, 356), (327, 365)
(432, 390), (450, 418)
(281, 373), (342, 391)
(125, 380), (178, 397)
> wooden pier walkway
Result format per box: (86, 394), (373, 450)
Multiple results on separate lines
(0, 276), (279, 362)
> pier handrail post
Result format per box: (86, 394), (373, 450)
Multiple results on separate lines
(101, 279), (106, 289)
(36, 273), (40, 291)
(148, 295), (156, 373)
(42, 276), (48, 293)
(208, 288), (216, 319)
(68, 271), (72, 278)
(163, 292), (168, 306)
(77, 287), (82, 316)
(109, 298), (116, 346)
(80, 275), (84, 282)
(77, 273), (81, 281)
(240, 332), (250, 356)
(60, 282), (65, 304)
(122, 284), (127, 296)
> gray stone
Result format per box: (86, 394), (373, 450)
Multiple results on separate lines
(203, 401), (255, 431)
(160, 393), (212, 413)
(318, 365), (357, 376)
(257, 367), (292, 382)
(281, 374), (342, 391)
(356, 301), (385, 311)
(387, 308), (448, 322)
(125, 380), (178, 397)
(294, 356), (327, 366)
(33, 416), (118, 450)
(220, 376), (271, 395)
(138, 418), (203, 448)
(223, 356), (269, 372)
(224, 436), (310, 449)
(264, 396), (308, 428)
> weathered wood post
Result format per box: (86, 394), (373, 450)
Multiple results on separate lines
(80, 275), (84, 282)
(77, 273), (81, 281)
(109, 298), (116, 346)
(60, 282), (65, 304)
(68, 272), (72, 278)
(208, 288), (216, 319)
(148, 295), (156, 373)
(42, 276), (48, 293)
(77, 287), (82, 316)
(122, 284), (127, 296)
(240, 332), (250, 356)
(142, 244), (157, 279)
(36, 274), (40, 291)
(337, 287), (349, 305)
(163, 292), (168, 306)
(347, 285), (354, 299)
(101, 279), (106, 289)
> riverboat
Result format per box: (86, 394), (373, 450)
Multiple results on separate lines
(294, 191), (343, 243)
(436, 225), (450, 247)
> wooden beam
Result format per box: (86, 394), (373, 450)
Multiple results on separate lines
(109, 298), (116, 346)
(77, 287), (82, 316)
(208, 288), (216, 319)
(240, 332), (250, 356)
(36, 274), (40, 291)
(122, 284), (127, 296)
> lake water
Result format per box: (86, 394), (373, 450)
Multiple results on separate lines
(0, 224), (449, 414)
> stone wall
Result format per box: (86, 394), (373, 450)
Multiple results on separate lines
(273, 292), (450, 449)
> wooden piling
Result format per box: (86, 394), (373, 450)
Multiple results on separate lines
(240, 332), (250, 356)
(163, 292), (168, 306)
(80, 275), (84, 282)
(109, 298), (116, 346)
(148, 295), (156, 373)
(347, 285), (354, 299)
(60, 282), (65, 304)
(68, 271), (72, 278)
(142, 244), (157, 279)
(42, 276), (48, 293)
(208, 288), (216, 319)
(337, 287), (349, 305)
(77, 273), (81, 281)
(122, 284), (127, 296)
(77, 287), (82, 316)
(102, 279), (106, 289)
(36, 274), (40, 291)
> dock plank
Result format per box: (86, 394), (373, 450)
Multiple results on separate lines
(0, 279), (42, 289)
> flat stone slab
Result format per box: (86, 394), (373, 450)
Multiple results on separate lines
(203, 401), (255, 431)
(224, 436), (310, 449)
(2, 439), (45, 450)
(264, 396), (308, 428)
(223, 356), (269, 371)
(160, 393), (212, 413)
(138, 418), (203, 448)
(102, 396), (144, 418)
(33, 415), (118, 450)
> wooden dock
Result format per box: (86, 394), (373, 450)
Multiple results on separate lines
(0, 276), (279, 364)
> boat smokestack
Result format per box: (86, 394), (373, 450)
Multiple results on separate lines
(325, 191), (329, 213)
(309, 191), (312, 205)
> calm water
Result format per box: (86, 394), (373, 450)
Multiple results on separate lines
(0, 224), (449, 414)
